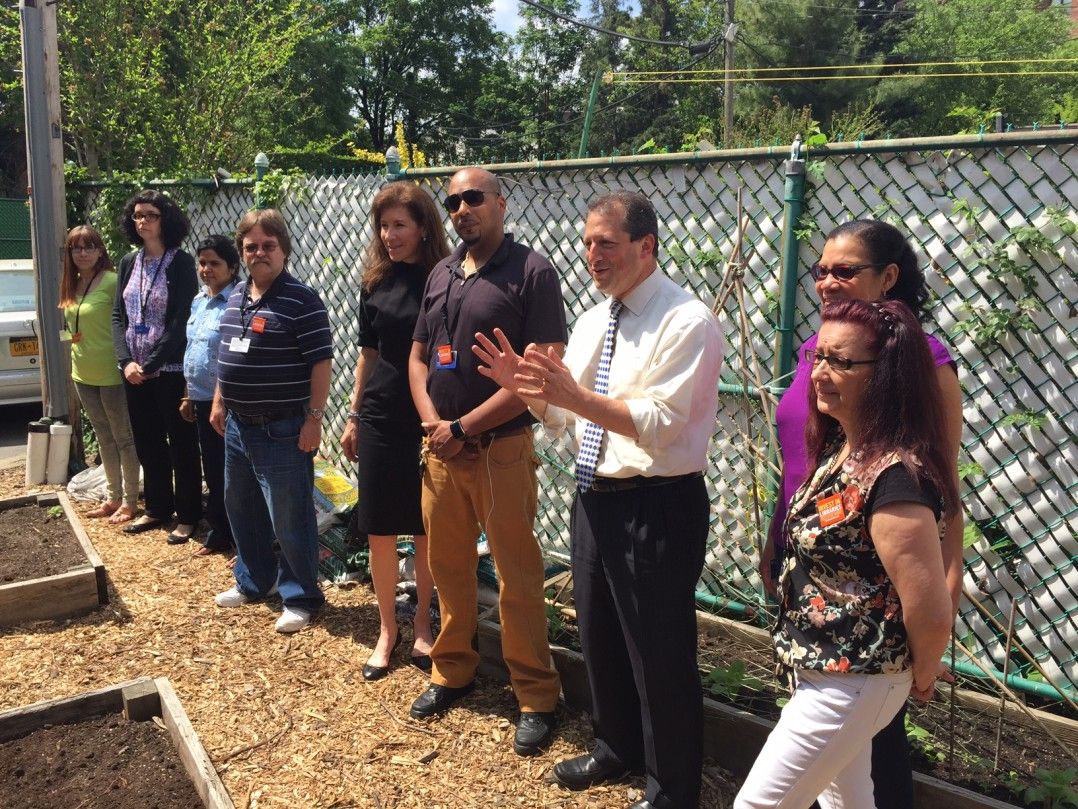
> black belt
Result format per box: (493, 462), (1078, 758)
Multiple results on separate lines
(464, 426), (530, 449)
(230, 407), (305, 426)
(589, 471), (704, 493)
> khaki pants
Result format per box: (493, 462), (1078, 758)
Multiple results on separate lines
(421, 429), (560, 713)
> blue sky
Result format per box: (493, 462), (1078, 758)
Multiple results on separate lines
(492, 0), (524, 34)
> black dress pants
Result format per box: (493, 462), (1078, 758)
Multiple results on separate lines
(571, 474), (709, 809)
(193, 399), (233, 551)
(124, 372), (202, 524)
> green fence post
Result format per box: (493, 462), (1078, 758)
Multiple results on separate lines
(577, 69), (603, 160)
(385, 146), (401, 182)
(253, 152), (270, 209)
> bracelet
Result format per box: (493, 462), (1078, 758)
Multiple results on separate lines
(450, 419), (468, 441)
(305, 406), (325, 421)
(346, 410), (361, 421)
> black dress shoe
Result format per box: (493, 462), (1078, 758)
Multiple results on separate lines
(409, 680), (476, 719)
(513, 711), (556, 756)
(552, 753), (636, 791)
(362, 627), (402, 682)
(122, 518), (164, 535)
(409, 654), (433, 673)
(166, 527), (195, 545)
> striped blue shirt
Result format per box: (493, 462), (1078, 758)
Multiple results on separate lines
(217, 271), (332, 415)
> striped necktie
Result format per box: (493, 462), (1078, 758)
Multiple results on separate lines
(575, 299), (623, 491)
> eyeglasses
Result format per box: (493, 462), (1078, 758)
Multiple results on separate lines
(805, 348), (876, 371)
(70, 245), (99, 254)
(809, 262), (881, 282)
(131, 212), (161, 223)
(444, 189), (497, 213)
(242, 241), (279, 255)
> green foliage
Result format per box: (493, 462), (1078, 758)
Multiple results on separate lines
(268, 146), (383, 176)
(545, 603), (575, 647)
(726, 98), (818, 150)
(958, 461), (983, 482)
(253, 168), (309, 210)
(47, 505), (64, 519)
(1000, 410), (1047, 431)
(705, 660), (764, 701)
(1023, 768), (1078, 809)
(962, 520), (984, 549)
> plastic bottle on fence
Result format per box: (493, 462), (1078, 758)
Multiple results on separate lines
(46, 421), (73, 485)
(25, 420), (51, 486)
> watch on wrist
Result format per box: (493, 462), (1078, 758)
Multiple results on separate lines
(449, 419), (468, 441)
(305, 406), (325, 421)
(346, 409), (361, 421)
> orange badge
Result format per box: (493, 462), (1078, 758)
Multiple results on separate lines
(816, 492), (846, 528)
(437, 344), (453, 365)
(841, 485), (864, 514)
(251, 316), (267, 334)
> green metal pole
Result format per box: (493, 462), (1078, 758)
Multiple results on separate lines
(946, 656), (1077, 703)
(577, 69), (603, 159)
(253, 152), (270, 209)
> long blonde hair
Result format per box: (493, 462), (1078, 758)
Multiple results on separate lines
(361, 182), (449, 292)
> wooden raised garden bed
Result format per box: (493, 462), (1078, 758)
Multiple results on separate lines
(0, 492), (108, 627)
(0, 676), (233, 809)
(477, 613), (1043, 809)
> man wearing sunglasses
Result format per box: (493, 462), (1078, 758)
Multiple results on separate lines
(473, 191), (723, 809)
(407, 168), (566, 756)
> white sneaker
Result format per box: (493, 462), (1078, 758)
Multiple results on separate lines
(275, 607), (312, 634)
(215, 586), (250, 608)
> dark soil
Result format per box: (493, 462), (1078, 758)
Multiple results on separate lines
(0, 503), (85, 583)
(0, 712), (203, 809)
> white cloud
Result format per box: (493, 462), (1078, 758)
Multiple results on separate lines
(491, 0), (523, 34)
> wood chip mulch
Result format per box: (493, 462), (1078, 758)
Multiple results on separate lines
(0, 465), (737, 808)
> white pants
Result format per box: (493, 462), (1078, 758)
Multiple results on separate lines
(734, 669), (912, 809)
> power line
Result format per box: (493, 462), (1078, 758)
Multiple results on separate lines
(610, 69), (1078, 84)
(610, 56), (1078, 76)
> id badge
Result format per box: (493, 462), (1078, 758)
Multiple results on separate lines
(59, 329), (72, 342)
(134, 323), (151, 335)
(435, 343), (457, 370)
(229, 336), (252, 354)
(816, 492), (846, 528)
(251, 316), (267, 334)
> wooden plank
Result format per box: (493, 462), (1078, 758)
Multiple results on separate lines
(0, 493), (43, 511)
(57, 490), (109, 606)
(122, 679), (161, 721)
(0, 567), (99, 626)
(0, 677), (150, 742)
(155, 678), (235, 809)
(914, 771), (1022, 809)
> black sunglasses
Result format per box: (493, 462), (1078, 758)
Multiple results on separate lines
(804, 348), (877, 371)
(809, 262), (882, 281)
(444, 188), (497, 213)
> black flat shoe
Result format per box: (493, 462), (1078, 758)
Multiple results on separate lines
(122, 518), (164, 535)
(552, 753), (638, 791)
(409, 680), (476, 719)
(362, 627), (402, 681)
(166, 528), (196, 545)
(410, 654), (433, 673)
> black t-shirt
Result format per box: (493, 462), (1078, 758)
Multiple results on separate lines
(866, 463), (943, 520)
(357, 263), (425, 431)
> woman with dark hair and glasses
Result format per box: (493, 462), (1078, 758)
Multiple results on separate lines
(60, 225), (139, 524)
(111, 189), (201, 542)
(758, 219), (963, 808)
(736, 299), (956, 809)
(181, 234), (242, 556)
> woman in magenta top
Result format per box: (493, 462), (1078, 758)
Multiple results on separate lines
(760, 219), (964, 809)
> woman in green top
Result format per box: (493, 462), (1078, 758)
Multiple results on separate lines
(60, 226), (139, 523)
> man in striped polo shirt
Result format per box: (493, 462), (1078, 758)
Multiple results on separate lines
(209, 208), (332, 634)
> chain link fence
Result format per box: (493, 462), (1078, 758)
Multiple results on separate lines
(0, 198), (32, 260)
(74, 131), (1078, 701)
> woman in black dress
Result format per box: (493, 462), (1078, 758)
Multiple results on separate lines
(341, 182), (450, 680)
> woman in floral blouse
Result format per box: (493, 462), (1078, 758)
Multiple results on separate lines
(735, 299), (957, 809)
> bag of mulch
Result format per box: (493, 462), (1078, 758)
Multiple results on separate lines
(318, 523), (369, 585)
(313, 458), (358, 532)
(66, 465), (110, 502)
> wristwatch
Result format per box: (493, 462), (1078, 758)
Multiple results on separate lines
(450, 419), (468, 441)
(346, 409), (361, 421)
(305, 406), (325, 421)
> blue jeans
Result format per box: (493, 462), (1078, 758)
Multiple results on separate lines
(224, 413), (325, 612)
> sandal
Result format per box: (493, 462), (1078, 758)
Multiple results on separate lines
(87, 501), (120, 519)
(108, 505), (137, 525)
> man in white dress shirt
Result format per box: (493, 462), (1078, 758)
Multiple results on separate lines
(473, 191), (723, 809)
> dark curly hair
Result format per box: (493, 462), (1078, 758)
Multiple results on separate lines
(120, 189), (191, 249)
(825, 219), (929, 321)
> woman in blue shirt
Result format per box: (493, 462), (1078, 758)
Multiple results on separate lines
(180, 235), (241, 554)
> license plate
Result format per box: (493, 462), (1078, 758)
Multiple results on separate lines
(10, 337), (37, 357)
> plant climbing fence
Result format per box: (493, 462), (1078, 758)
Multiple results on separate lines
(73, 129), (1078, 705)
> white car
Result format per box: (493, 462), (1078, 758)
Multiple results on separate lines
(0, 259), (41, 404)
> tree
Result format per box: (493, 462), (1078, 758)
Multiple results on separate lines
(877, 0), (1074, 135)
(58, 0), (328, 175)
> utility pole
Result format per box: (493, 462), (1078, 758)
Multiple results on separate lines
(19, 0), (69, 421)
(724, 0), (736, 144)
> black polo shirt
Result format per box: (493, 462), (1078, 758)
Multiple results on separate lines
(413, 233), (567, 432)
(217, 270), (333, 415)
